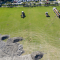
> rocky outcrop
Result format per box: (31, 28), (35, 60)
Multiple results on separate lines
(0, 34), (24, 58)
(0, 34), (44, 60)
(7, 37), (23, 43)
(0, 51), (44, 60)
(31, 51), (44, 60)
(0, 35), (10, 40)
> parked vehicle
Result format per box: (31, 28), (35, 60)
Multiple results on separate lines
(17, 1), (21, 3)
(14, 1), (17, 3)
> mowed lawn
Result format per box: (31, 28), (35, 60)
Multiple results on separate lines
(0, 6), (60, 60)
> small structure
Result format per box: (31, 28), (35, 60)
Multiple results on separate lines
(45, 12), (50, 17)
(21, 11), (26, 18)
(53, 7), (60, 18)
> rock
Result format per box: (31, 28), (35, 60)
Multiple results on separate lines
(0, 34), (44, 60)
(12, 37), (23, 43)
(0, 34), (1, 37)
(7, 37), (23, 43)
(1, 43), (24, 57)
(0, 49), (8, 58)
(0, 35), (10, 40)
(0, 52), (44, 60)
(7, 38), (13, 44)
(0, 41), (6, 49)
(13, 54), (33, 60)
(0, 35), (24, 58)
(31, 51), (44, 60)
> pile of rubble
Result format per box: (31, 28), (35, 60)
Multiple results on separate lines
(0, 34), (44, 60)
(0, 51), (44, 60)
(0, 34), (24, 58)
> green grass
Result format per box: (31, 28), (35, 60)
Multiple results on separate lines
(0, 6), (60, 60)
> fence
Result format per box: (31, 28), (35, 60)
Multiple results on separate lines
(0, 1), (60, 7)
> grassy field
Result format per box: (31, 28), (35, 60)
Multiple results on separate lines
(0, 6), (60, 60)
